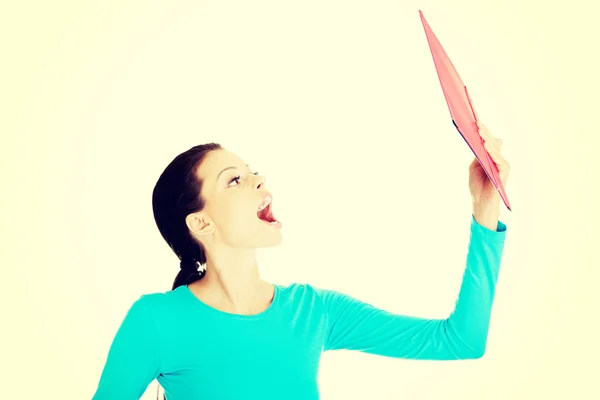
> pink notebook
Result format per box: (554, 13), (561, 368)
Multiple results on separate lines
(419, 10), (511, 211)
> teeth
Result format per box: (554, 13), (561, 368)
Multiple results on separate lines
(258, 196), (272, 211)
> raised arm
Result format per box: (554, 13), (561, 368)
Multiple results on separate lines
(92, 296), (162, 399)
(316, 214), (507, 360)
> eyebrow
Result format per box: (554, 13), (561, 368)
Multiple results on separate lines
(216, 164), (249, 182)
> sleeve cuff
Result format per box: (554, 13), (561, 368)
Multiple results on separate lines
(471, 213), (507, 234)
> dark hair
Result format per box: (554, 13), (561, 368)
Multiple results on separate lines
(152, 142), (223, 291)
(152, 143), (223, 400)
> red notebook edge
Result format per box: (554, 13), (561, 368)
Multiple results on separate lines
(418, 10), (511, 211)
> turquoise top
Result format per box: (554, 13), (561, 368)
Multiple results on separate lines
(92, 214), (507, 399)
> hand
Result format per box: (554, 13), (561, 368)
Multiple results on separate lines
(468, 121), (510, 205)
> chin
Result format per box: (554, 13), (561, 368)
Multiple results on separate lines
(254, 229), (283, 248)
(257, 232), (283, 248)
(253, 217), (283, 248)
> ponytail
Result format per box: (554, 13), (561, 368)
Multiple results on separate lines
(151, 142), (223, 400)
(172, 258), (206, 290)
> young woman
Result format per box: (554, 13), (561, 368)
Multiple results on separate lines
(92, 121), (509, 400)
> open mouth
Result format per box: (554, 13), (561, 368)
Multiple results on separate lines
(257, 196), (279, 225)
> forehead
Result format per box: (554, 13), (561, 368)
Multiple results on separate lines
(196, 149), (247, 186)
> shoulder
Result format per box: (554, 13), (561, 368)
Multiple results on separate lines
(277, 281), (335, 308)
(128, 286), (189, 321)
(277, 281), (318, 296)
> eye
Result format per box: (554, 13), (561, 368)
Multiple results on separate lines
(228, 171), (259, 187)
(228, 175), (241, 186)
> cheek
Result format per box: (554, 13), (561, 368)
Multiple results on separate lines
(216, 203), (257, 237)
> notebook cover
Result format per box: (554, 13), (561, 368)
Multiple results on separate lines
(419, 10), (511, 211)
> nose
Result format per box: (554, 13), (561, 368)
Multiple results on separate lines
(255, 174), (266, 189)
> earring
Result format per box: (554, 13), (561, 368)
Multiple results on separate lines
(196, 260), (207, 272)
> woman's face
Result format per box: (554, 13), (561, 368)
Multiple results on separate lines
(191, 149), (283, 249)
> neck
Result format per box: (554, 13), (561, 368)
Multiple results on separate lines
(199, 246), (270, 312)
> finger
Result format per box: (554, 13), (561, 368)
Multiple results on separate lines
(476, 122), (493, 144)
(487, 137), (503, 152)
(484, 142), (510, 186)
(474, 121), (508, 170)
(483, 139), (509, 170)
(487, 137), (503, 150)
(476, 120), (494, 139)
(477, 122), (502, 151)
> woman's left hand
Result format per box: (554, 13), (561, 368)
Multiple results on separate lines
(468, 121), (510, 205)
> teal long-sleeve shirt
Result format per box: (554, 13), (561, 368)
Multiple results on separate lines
(92, 214), (507, 399)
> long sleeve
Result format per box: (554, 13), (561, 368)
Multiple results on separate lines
(316, 214), (507, 360)
(92, 296), (162, 399)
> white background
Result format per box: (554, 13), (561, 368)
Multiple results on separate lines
(2, 0), (599, 398)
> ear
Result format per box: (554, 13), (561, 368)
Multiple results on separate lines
(186, 212), (216, 237)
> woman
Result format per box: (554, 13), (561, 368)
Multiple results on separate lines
(92, 121), (509, 400)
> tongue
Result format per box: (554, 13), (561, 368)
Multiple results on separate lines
(258, 205), (276, 222)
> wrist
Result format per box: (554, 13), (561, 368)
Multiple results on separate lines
(472, 199), (500, 231)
